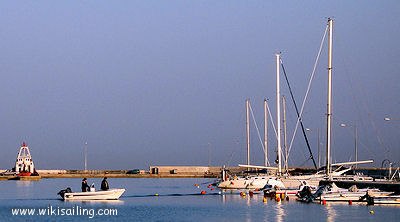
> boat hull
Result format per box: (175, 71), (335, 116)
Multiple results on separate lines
(218, 177), (284, 190)
(369, 195), (400, 205)
(319, 180), (400, 194)
(62, 189), (125, 201)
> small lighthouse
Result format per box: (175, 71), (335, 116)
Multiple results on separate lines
(15, 142), (35, 175)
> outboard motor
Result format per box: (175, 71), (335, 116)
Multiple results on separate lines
(57, 187), (72, 199)
(297, 186), (312, 199)
(297, 185), (328, 203)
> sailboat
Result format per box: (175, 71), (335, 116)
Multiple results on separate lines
(217, 100), (285, 190)
(313, 19), (400, 193)
(280, 18), (384, 189)
(236, 19), (377, 191)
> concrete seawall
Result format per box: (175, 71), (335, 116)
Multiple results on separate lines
(35, 166), (234, 179)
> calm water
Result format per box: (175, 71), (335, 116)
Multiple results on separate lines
(0, 178), (398, 221)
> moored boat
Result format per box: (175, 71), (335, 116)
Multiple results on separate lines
(297, 183), (393, 203)
(366, 195), (400, 205)
(217, 175), (284, 190)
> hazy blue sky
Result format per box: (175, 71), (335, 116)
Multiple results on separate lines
(0, 1), (399, 170)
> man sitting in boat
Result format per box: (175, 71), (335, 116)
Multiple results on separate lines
(81, 178), (90, 192)
(101, 177), (109, 191)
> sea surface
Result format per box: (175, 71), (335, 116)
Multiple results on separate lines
(0, 178), (398, 221)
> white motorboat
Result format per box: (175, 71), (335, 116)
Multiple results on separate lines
(366, 195), (400, 205)
(318, 184), (392, 202)
(297, 183), (393, 203)
(58, 188), (125, 200)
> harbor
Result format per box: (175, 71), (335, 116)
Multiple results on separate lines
(1, 1), (400, 221)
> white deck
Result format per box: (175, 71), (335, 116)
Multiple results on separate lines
(63, 188), (125, 200)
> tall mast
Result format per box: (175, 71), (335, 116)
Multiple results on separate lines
(326, 18), (333, 176)
(264, 99), (268, 167)
(276, 53), (282, 175)
(246, 99), (250, 171)
(282, 96), (288, 173)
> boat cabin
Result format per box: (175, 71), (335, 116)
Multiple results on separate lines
(14, 142), (35, 174)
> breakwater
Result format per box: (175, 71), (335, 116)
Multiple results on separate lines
(1, 166), (395, 180)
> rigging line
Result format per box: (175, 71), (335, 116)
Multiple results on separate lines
(286, 24), (328, 161)
(336, 41), (377, 159)
(249, 102), (266, 153)
(280, 60), (317, 169)
(264, 99), (278, 166)
(266, 99), (278, 140)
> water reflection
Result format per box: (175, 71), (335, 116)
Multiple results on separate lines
(77, 200), (125, 206)
(275, 201), (285, 222)
(219, 191), (263, 206)
(16, 180), (34, 199)
(325, 204), (337, 222)
(16, 180), (33, 187)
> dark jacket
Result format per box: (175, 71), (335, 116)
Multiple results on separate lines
(81, 181), (90, 192)
(101, 179), (109, 191)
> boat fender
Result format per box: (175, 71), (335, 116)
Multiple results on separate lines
(249, 191), (254, 197)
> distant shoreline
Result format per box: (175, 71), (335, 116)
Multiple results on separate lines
(1, 166), (392, 181)
(0, 173), (217, 180)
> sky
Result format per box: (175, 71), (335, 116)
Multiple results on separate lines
(0, 1), (399, 170)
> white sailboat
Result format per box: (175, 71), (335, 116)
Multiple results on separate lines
(218, 97), (284, 190)
(236, 19), (376, 192)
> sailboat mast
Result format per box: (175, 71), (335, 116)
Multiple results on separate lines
(326, 18), (333, 176)
(264, 99), (268, 167)
(246, 99), (250, 171)
(282, 96), (288, 173)
(276, 53), (282, 175)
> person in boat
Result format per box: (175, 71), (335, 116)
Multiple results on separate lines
(101, 177), (109, 191)
(81, 178), (90, 192)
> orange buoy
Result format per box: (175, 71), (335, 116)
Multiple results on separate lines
(240, 192), (246, 197)
(348, 200), (353, 205)
(201, 190), (206, 195)
(322, 199), (326, 205)
(276, 197), (281, 202)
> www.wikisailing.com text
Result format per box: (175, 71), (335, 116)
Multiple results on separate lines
(11, 205), (117, 219)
